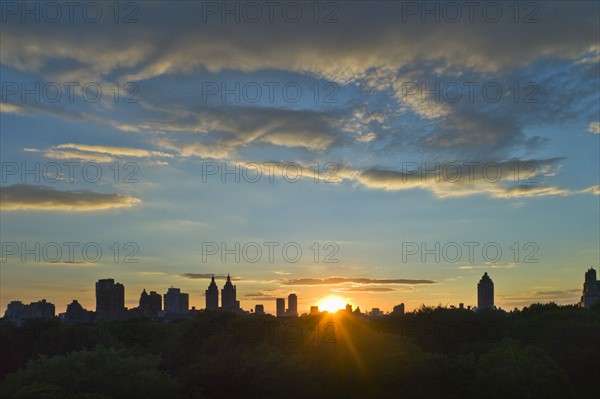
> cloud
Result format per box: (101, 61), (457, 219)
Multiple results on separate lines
(2, 2), (596, 83)
(458, 264), (517, 270)
(577, 185), (600, 195)
(354, 158), (578, 198)
(2, 2), (597, 199)
(281, 277), (436, 286)
(24, 148), (115, 163)
(143, 106), (347, 157)
(588, 122), (600, 134)
(43, 261), (95, 267)
(179, 273), (240, 281)
(0, 184), (141, 212)
(0, 102), (28, 115)
(26, 143), (174, 163)
(331, 287), (400, 293)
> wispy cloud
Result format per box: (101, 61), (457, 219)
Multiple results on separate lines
(281, 277), (436, 286)
(179, 273), (240, 281)
(26, 143), (174, 163)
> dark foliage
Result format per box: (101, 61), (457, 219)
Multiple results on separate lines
(1, 304), (598, 398)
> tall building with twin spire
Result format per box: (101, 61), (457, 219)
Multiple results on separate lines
(205, 274), (239, 311)
(221, 274), (239, 310)
(205, 275), (219, 310)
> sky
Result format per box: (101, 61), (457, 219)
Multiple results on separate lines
(1, 1), (599, 315)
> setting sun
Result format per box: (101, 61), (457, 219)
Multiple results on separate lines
(318, 296), (347, 313)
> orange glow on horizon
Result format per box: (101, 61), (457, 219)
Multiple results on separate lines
(318, 296), (347, 313)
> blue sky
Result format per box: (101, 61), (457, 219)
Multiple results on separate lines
(1, 1), (599, 314)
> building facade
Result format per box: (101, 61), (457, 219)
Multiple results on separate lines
(276, 298), (285, 317)
(221, 274), (238, 311)
(579, 267), (600, 308)
(95, 278), (125, 320)
(164, 287), (189, 314)
(477, 272), (494, 310)
(139, 289), (162, 317)
(287, 293), (298, 316)
(205, 275), (219, 310)
(64, 300), (93, 325)
(2, 299), (55, 325)
(392, 303), (405, 316)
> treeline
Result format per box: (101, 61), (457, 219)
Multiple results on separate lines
(1, 302), (598, 398)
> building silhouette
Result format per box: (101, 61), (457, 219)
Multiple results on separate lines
(276, 298), (285, 317)
(64, 300), (93, 325)
(477, 272), (494, 310)
(139, 289), (162, 317)
(392, 303), (405, 316)
(95, 279), (125, 320)
(205, 275), (219, 310)
(3, 299), (55, 324)
(310, 306), (319, 315)
(254, 304), (265, 315)
(4, 301), (24, 321)
(287, 293), (298, 316)
(221, 274), (239, 311)
(164, 287), (189, 314)
(579, 267), (600, 308)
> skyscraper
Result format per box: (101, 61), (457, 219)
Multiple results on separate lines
(579, 267), (600, 308)
(477, 272), (494, 310)
(287, 293), (298, 316)
(164, 287), (189, 314)
(276, 298), (285, 317)
(206, 275), (219, 310)
(95, 278), (125, 320)
(255, 304), (265, 315)
(221, 274), (238, 311)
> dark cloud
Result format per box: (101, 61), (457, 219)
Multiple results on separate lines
(332, 287), (400, 293)
(180, 273), (240, 281)
(0, 184), (140, 212)
(281, 277), (436, 286)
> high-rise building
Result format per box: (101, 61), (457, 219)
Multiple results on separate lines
(139, 289), (162, 317)
(206, 275), (219, 310)
(392, 303), (405, 315)
(310, 306), (319, 315)
(345, 303), (353, 313)
(579, 267), (600, 308)
(221, 274), (238, 311)
(255, 304), (265, 315)
(276, 298), (285, 317)
(477, 272), (494, 310)
(164, 287), (189, 314)
(95, 279), (125, 320)
(287, 293), (298, 316)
